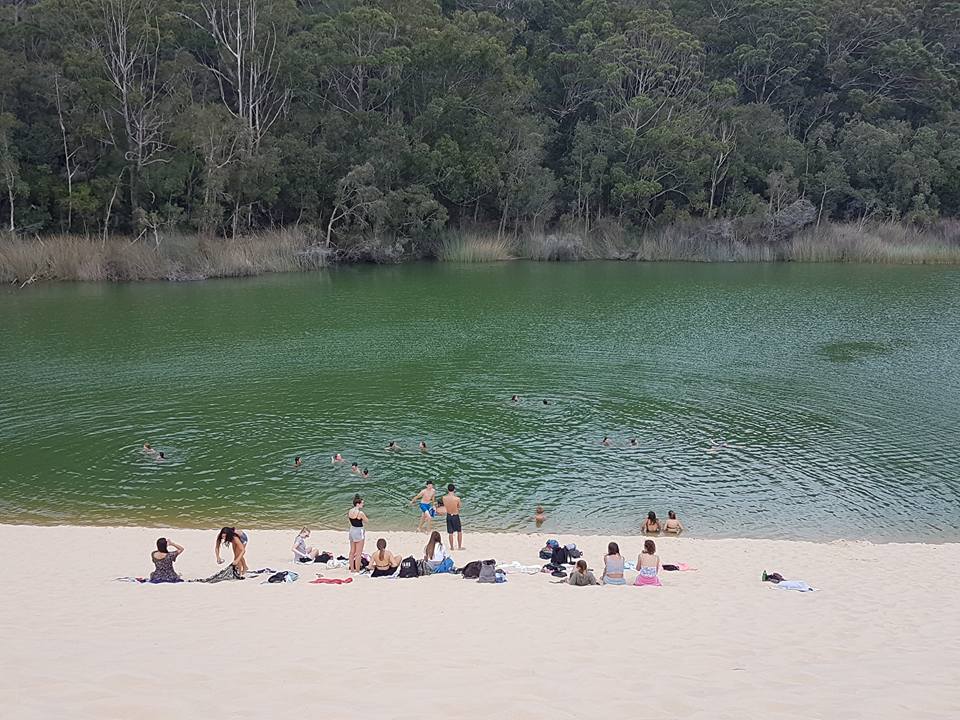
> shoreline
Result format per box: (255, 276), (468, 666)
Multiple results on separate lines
(3, 525), (958, 718)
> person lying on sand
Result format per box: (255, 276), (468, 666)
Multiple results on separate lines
(567, 559), (598, 586)
(370, 538), (401, 577)
(602, 542), (626, 585)
(664, 510), (683, 535)
(215, 527), (248, 573)
(292, 527), (321, 562)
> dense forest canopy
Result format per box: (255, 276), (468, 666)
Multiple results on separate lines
(0, 0), (958, 244)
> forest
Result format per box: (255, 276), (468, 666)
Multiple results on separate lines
(1, 0), (959, 273)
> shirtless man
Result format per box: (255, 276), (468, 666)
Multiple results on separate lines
(442, 483), (463, 550)
(410, 481), (437, 532)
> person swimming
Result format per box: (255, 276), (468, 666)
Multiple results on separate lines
(629, 438), (638, 447)
(542, 399), (550, 405)
(361, 469), (369, 479)
(419, 440), (428, 452)
(386, 441), (399, 451)
(534, 505), (546, 527)
(601, 437), (611, 447)
(350, 462), (361, 474)
(142, 442), (157, 456)
(706, 440), (729, 453)
(156, 452), (166, 462)
(332, 453), (344, 463)
(294, 456), (302, 467)
(511, 395), (520, 403)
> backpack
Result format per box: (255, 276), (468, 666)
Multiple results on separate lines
(398, 556), (419, 578)
(267, 570), (298, 583)
(461, 560), (482, 579)
(538, 548), (553, 560)
(566, 544), (582, 559)
(477, 560), (497, 583)
(550, 545), (569, 566)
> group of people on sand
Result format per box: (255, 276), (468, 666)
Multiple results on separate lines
(147, 525), (249, 582)
(348, 486), (463, 573)
(567, 540), (663, 587)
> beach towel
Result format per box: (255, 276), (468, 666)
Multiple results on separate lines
(191, 564), (244, 583)
(115, 576), (148, 583)
(774, 580), (815, 592)
(309, 577), (353, 585)
(497, 561), (541, 575)
(662, 563), (696, 571)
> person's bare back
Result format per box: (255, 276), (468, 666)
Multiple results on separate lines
(442, 485), (463, 549)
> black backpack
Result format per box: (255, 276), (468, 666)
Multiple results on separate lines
(461, 560), (482, 579)
(538, 548), (553, 560)
(550, 545), (569, 566)
(398, 556), (419, 578)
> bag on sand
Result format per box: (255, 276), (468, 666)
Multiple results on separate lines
(550, 545), (569, 566)
(477, 560), (498, 583)
(565, 544), (582, 559)
(461, 560), (482, 579)
(538, 548), (553, 560)
(398, 556), (419, 578)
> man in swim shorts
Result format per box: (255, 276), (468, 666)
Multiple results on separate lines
(442, 483), (463, 550)
(410, 481), (437, 532)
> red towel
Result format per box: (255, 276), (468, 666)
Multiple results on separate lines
(309, 577), (353, 585)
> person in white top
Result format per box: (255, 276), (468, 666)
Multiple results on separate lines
(423, 530), (448, 571)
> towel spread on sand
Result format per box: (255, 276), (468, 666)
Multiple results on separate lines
(774, 580), (815, 592)
(497, 561), (541, 574)
(309, 577), (353, 585)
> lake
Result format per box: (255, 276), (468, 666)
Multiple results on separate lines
(1, 262), (958, 541)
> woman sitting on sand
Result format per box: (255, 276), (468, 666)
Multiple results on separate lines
(601, 542), (626, 585)
(292, 527), (321, 563)
(664, 510), (683, 535)
(215, 527), (248, 573)
(370, 538), (401, 577)
(424, 530), (452, 573)
(567, 559), (598, 586)
(642, 511), (661, 535)
(150, 537), (184, 583)
(634, 540), (662, 587)
(348, 495), (368, 573)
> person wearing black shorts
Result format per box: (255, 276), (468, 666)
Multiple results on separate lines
(441, 483), (463, 550)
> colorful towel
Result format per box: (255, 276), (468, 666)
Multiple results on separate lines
(309, 577), (354, 585)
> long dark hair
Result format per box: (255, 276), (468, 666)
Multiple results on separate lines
(156, 537), (168, 553)
(647, 511), (657, 522)
(376, 537), (387, 562)
(607, 541), (620, 556)
(218, 527), (237, 545)
(352, 494), (363, 506)
(425, 531), (442, 560)
(644, 540), (657, 554)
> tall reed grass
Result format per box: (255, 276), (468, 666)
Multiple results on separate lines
(438, 231), (514, 262)
(0, 228), (329, 285)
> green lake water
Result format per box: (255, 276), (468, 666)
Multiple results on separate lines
(1, 262), (958, 541)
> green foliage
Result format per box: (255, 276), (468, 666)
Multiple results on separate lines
(0, 0), (958, 245)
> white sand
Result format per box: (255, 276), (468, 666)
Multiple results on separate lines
(1, 525), (958, 719)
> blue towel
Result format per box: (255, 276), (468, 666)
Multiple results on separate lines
(775, 580), (815, 592)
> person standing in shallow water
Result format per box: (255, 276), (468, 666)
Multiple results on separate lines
(442, 483), (463, 550)
(410, 480), (437, 532)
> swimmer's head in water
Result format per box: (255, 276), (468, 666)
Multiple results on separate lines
(542, 399), (549, 405)
(447, 483), (455, 492)
(294, 456), (301, 463)
(158, 452), (165, 459)
(419, 441), (427, 449)
(351, 462), (358, 468)
(426, 480), (434, 486)
(511, 395), (518, 401)
(156, 537), (168, 552)
(536, 505), (544, 513)
(630, 438), (637, 445)
(144, 442), (152, 449)
(362, 469), (369, 477)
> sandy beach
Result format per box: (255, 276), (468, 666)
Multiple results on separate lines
(1, 525), (958, 719)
